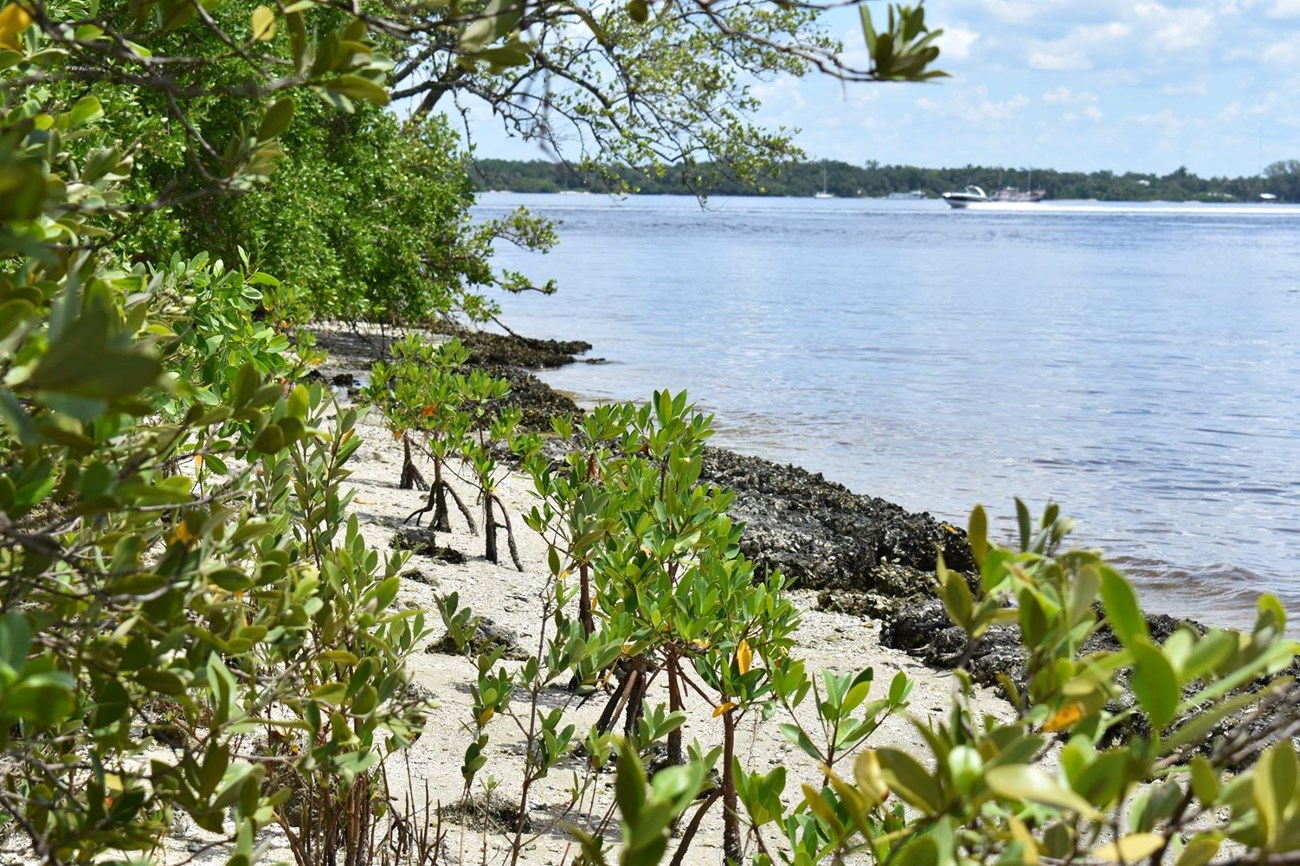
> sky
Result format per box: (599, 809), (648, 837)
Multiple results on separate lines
(455, 0), (1300, 178)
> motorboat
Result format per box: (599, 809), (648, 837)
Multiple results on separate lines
(943, 184), (1047, 207)
(991, 186), (1046, 203)
(941, 185), (990, 208)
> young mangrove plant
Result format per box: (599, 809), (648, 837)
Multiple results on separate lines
(362, 335), (477, 533)
(457, 369), (538, 569)
(523, 404), (636, 637)
(749, 502), (1300, 866)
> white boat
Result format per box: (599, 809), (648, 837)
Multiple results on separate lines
(941, 185), (990, 208)
(887, 190), (926, 200)
(813, 165), (834, 199)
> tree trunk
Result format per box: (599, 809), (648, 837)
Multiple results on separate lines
(721, 708), (741, 866)
(483, 495), (498, 564)
(624, 655), (649, 736)
(432, 458), (451, 532)
(666, 652), (683, 766)
(579, 562), (594, 637)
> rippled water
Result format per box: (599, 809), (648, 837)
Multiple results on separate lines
(477, 193), (1300, 629)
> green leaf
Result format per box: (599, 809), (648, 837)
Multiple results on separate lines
(1174, 835), (1221, 866)
(615, 739), (647, 819)
(7, 671), (76, 724)
(325, 74), (389, 106)
(967, 505), (987, 565)
(778, 722), (821, 762)
(258, 97), (295, 142)
(1129, 641), (1178, 730)
(938, 562), (973, 630)
(90, 678), (129, 728)
(311, 682), (347, 704)
(68, 95), (104, 127)
(984, 765), (1102, 820)
(252, 424), (286, 453)
(1099, 565), (1148, 648)
(625, 0), (648, 22)
(0, 613), (32, 678)
(875, 747), (944, 812)
(1255, 744), (1297, 846)
(1189, 756), (1218, 805)
(0, 162), (45, 220)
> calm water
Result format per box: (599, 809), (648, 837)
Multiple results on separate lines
(478, 193), (1300, 629)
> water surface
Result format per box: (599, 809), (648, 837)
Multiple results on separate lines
(478, 193), (1300, 629)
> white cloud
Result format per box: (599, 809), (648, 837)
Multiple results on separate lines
(915, 85), (1029, 122)
(1027, 42), (1092, 70)
(1041, 87), (1103, 121)
(1134, 108), (1189, 134)
(1266, 0), (1300, 16)
(1075, 20), (1135, 41)
(971, 0), (1074, 25)
(1163, 82), (1209, 96)
(1260, 32), (1300, 64)
(938, 26), (981, 61)
(1041, 86), (1098, 105)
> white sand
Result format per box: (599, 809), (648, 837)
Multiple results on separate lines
(259, 405), (1014, 866)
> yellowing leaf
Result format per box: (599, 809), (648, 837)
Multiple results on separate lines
(853, 749), (890, 807)
(1093, 833), (1165, 863)
(1009, 817), (1039, 865)
(173, 522), (195, 547)
(251, 5), (276, 40)
(736, 639), (752, 675)
(0, 2), (32, 50)
(1042, 702), (1084, 732)
(712, 701), (736, 717)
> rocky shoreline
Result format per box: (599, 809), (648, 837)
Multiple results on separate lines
(313, 321), (1230, 695)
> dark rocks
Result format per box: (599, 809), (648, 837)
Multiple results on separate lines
(700, 447), (973, 608)
(481, 364), (581, 432)
(391, 527), (467, 563)
(431, 323), (593, 369)
(427, 615), (528, 661)
(880, 597), (1211, 697)
(401, 567), (440, 588)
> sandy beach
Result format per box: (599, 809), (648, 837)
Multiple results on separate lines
(154, 324), (1013, 866)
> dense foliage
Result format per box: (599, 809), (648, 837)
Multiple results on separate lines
(473, 158), (1300, 202)
(11, 0), (1298, 864)
(136, 102), (559, 325)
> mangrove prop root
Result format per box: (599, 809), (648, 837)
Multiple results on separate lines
(447, 483), (478, 535)
(596, 663), (638, 735)
(495, 500), (524, 571)
(400, 437), (428, 491)
(668, 789), (720, 866)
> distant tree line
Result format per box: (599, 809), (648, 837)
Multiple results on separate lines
(473, 158), (1300, 202)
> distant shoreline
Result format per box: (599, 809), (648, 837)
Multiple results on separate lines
(471, 157), (1295, 203)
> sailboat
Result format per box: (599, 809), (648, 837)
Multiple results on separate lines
(814, 164), (834, 199)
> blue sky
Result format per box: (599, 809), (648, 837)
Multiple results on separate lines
(458, 0), (1300, 177)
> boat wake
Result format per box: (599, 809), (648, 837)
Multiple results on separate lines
(957, 201), (1300, 216)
